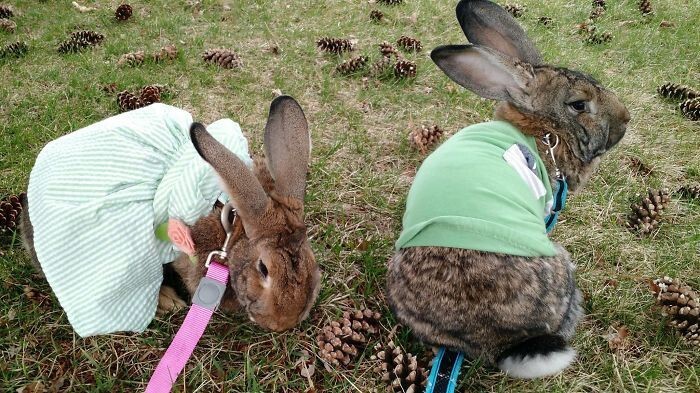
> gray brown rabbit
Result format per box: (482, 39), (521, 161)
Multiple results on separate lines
(21, 96), (321, 334)
(166, 97), (321, 331)
(386, 0), (630, 378)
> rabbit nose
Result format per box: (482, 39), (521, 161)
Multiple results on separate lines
(606, 123), (626, 149)
(621, 106), (631, 124)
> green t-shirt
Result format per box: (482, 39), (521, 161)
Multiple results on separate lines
(395, 121), (557, 257)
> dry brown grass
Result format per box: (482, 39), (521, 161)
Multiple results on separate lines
(1, 0), (699, 392)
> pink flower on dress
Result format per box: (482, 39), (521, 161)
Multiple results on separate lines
(168, 218), (195, 256)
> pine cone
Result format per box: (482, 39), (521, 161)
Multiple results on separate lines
(317, 308), (382, 367)
(370, 55), (393, 77)
(592, 0), (606, 9)
(58, 31), (104, 54)
(378, 0), (404, 4)
(625, 188), (670, 234)
(503, 3), (525, 18)
(202, 48), (242, 69)
(140, 85), (162, 105)
(58, 38), (90, 54)
(370, 10), (384, 22)
(379, 41), (399, 58)
(678, 185), (700, 199)
(70, 30), (105, 45)
(657, 83), (700, 101)
(680, 98), (700, 121)
(115, 4), (133, 21)
(0, 193), (25, 234)
(397, 36), (422, 52)
(117, 50), (145, 66)
(372, 341), (430, 393)
(316, 37), (353, 54)
(409, 125), (444, 154)
(153, 44), (178, 62)
(117, 90), (143, 112)
(0, 41), (27, 58)
(394, 60), (417, 78)
(651, 277), (699, 346)
(0, 18), (16, 33)
(0, 5), (13, 19)
(638, 0), (653, 15)
(335, 56), (368, 75)
(585, 31), (612, 44)
(589, 6), (605, 20)
(537, 16), (553, 26)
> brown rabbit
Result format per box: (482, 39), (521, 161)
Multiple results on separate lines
(165, 96), (321, 332)
(386, 0), (630, 378)
(21, 96), (321, 333)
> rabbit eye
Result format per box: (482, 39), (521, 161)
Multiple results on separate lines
(257, 259), (268, 278)
(568, 100), (587, 113)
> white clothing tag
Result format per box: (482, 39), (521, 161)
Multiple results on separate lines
(503, 144), (547, 200)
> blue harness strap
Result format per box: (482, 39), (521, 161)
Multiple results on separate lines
(544, 178), (568, 233)
(425, 348), (465, 393)
(424, 177), (568, 393)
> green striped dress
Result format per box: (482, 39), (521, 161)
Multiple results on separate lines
(27, 103), (252, 337)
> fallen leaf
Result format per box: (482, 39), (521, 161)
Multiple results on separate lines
(603, 279), (618, 288)
(16, 381), (46, 393)
(607, 325), (629, 351)
(49, 376), (66, 393)
(299, 363), (315, 378)
(659, 20), (676, 28)
(72, 1), (96, 12)
(648, 278), (661, 295)
(295, 350), (315, 378)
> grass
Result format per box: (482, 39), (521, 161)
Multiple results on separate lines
(1, 0), (699, 391)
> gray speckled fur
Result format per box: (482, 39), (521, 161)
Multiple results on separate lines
(386, 245), (583, 364)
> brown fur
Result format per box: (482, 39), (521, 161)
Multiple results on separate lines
(22, 96), (321, 333)
(494, 101), (603, 192)
(182, 96), (321, 332)
(386, 245), (582, 364)
(387, 0), (630, 374)
(18, 194), (44, 278)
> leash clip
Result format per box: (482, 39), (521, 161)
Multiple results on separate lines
(542, 133), (563, 180)
(204, 203), (237, 268)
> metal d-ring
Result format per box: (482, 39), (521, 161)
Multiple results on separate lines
(220, 203), (236, 235)
(542, 133), (563, 180)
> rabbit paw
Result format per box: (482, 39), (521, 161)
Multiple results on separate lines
(156, 285), (187, 315)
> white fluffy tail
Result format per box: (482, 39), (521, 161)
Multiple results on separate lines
(497, 335), (576, 379)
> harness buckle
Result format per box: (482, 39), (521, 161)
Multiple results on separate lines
(542, 133), (563, 180)
(204, 203), (237, 268)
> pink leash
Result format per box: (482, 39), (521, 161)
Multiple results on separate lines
(146, 204), (237, 393)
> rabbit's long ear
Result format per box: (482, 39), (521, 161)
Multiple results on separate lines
(431, 44), (534, 109)
(456, 0), (542, 65)
(190, 123), (268, 218)
(263, 96), (310, 202)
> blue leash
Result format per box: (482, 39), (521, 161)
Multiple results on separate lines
(424, 177), (568, 393)
(425, 348), (465, 392)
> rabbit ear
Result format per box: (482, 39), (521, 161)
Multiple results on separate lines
(190, 123), (268, 218)
(263, 96), (310, 202)
(431, 44), (534, 109)
(456, 0), (542, 65)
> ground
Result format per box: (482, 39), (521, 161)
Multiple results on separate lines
(1, 0), (699, 392)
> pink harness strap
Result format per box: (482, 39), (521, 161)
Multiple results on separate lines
(145, 261), (229, 393)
